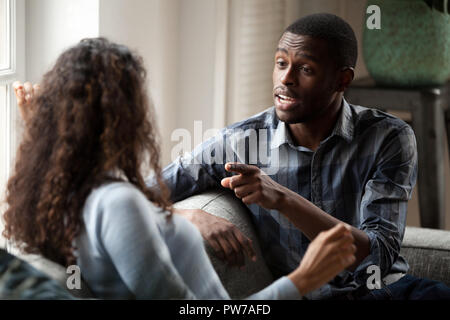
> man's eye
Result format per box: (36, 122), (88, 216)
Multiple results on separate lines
(301, 66), (312, 74)
(276, 60), (287, 67)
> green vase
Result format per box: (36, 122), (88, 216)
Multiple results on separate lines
(363, 0), (450, 87)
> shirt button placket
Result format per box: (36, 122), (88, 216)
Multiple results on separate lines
(311, 150), (322, 208)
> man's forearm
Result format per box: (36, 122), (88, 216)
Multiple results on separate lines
(278, 186), (370, 271)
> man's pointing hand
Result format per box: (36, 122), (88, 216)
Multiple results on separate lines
(221, 162), (287, 210)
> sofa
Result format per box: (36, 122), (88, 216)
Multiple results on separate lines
(10, 188), (450, 299)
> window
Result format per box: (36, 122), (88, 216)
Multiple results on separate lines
(0, 0), (25, 249)
(0, 1), (8, 69)
(0, 83), (8, 194)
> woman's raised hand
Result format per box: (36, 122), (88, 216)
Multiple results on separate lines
(12, 81), (40, 123)
(288, 223), (357, 296)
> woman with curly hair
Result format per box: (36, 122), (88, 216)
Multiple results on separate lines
(5, 38), (356, 299)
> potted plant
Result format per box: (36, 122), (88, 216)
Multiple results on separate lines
(424, 0), (449, 14)
(363, 0), (450, 87)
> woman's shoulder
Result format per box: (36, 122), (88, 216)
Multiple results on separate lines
(83, 181), (201, 240)
(91, 180), (145, 199)
(82, 181), (166, 226)
(88, 181), (158, 210)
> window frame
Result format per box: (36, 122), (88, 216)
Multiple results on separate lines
(0, 0), (25, 249)
(0, 0), (11, 73)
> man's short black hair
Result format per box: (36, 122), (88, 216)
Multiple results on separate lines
(284, 13), (357, 68)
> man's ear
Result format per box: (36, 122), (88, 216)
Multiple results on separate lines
(337, 67), (354, 92)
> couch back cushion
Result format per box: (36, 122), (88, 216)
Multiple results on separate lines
(401, 227), (450, 287)
(175, 189), (450, 291)
(174, 188), (274, 299)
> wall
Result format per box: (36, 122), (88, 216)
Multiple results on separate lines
(297, 0), (369, 80)
(176, 0), (217, 142)
(99, 0), (181, 167)
(98, 0), (223, 167)
(25, 0), (185, 166)
(26, 0), (99, 83)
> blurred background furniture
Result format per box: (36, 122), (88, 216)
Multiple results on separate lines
(345, 78), (450, 230)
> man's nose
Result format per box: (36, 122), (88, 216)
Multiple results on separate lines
(280, 66), (297, 86)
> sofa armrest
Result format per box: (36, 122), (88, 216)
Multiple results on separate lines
(175, 189), (450, 291)
(174, 188), (274, 299)
(400, 227), (450, 286)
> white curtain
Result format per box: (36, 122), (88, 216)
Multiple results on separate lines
(225, 0), (298, 124)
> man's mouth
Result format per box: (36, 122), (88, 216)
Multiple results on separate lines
(274, 94), (300, 111)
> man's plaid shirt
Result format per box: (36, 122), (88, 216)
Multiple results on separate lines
(157, 98), (418, 299)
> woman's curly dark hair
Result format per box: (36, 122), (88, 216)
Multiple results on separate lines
(3, 38), (172, 266)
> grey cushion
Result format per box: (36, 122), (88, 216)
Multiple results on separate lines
(401, 227), (450, 286)
(175, 189), (450, 292)
(174, 188), (274, 299)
